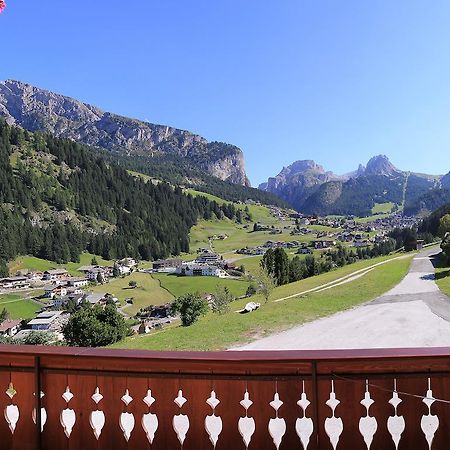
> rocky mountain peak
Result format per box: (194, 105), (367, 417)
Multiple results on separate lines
(363, 154), (400, 177)
(0, 80), (250, 186)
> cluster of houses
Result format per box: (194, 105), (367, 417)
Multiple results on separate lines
(0, 258), (138, 342)
(0, 258), (137, 293)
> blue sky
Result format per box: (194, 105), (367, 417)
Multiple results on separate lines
(1, 0), (450, 185)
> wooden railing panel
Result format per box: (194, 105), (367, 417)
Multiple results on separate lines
(2, 346), (450, 448)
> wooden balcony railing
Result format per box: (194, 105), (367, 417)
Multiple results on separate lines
(1, 345), (450, 449)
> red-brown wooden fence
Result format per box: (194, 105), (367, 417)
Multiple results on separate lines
(1, 345), (450, 449)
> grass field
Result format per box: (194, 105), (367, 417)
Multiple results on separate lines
(90, 271), (251, 317)
(113, 253), (414, 351)
(371, 202), (395, 215)
(154, 273), (251, 298)
(91, 272), (174, 315)
(0, 292), (42, 320)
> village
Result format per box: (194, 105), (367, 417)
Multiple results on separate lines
(0, 204), (422, 344)
(0, 250), (245, 341)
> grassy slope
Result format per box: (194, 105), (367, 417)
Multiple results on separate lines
(371, 202), (395, 214)
(0, 292), (42, 320)
(435, 255), (450, 297)
(91, 272), (174, 316)
(113, 253), (413, 351)
(154, 273), (251, 298)
(9, 253), (113, 276)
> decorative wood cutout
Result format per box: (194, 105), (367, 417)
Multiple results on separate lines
(421, 378), (439, 450)
(120, 412), (135, 442)
(4, 404), (19, 434)
(119, 389), (135, 442)
(4, 382), (19, 434)
(173, 390), (189, 446)
(296, 380), (314, 450)
(90, 387), (105, 440)
(238, 390), (256, 449)
(205, 390), (222, 449)
(6, 382), (16, 399)
(60, 386), (76, 438)
(32, 391), (47, 432)
(268, 391), (286, 450)
(142, 389), (158, 444)
(359, 380), (377, 450)
(32, 407), (47, 432)
(387, 379), (405, 450)
(324, 380), (343, 450)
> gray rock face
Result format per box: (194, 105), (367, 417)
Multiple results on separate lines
(0, 80), (250, 186)
(363, 154), (400, 177)
(258, 159), (343, 209)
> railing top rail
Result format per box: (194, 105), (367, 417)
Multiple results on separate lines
(1, 344), (450, 362)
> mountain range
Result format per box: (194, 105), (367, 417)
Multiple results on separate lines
(259, 155), (450, 216)
(2, 79), (449, 217)
(0, 80), (250, 186)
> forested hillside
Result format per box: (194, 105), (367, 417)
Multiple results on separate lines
(419, 201), (450, 236)
(0, 120), (242, 266)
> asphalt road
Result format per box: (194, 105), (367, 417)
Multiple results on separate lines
(234, 248), (450, 350)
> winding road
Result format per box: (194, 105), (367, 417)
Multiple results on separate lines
(235, 248), (450, 350)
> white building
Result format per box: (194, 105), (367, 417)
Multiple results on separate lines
(176, 263), (227, 278)
(67, 278), (89, 288)
(0, 276), (30, 289)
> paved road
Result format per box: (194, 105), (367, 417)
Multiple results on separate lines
(234, 248), (450, 350)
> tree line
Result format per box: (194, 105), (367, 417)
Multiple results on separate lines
(260, 240), (400, 287)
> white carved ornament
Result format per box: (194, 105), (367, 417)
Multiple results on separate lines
(268, 391), (286, 450)
(60, 386), (76, 438)
(324, 380), (343, 450)
(358, 380), (377, 450)
(421, 378), (439, 450)
(90, 387), (105, 440)
(173, 390), (189, 446)
(238, 390), (256, 449)
(296, 380), (314, 450)
(205, 390), (223, 449)
(387, 379), (405, 450)
(142, 389), (158, 444)
(119, 389), (135, 442)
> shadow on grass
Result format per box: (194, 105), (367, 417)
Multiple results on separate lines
(436, 270), (450, 280)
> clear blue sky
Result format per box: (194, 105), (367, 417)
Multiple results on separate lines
(1, 0), (450, 185)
